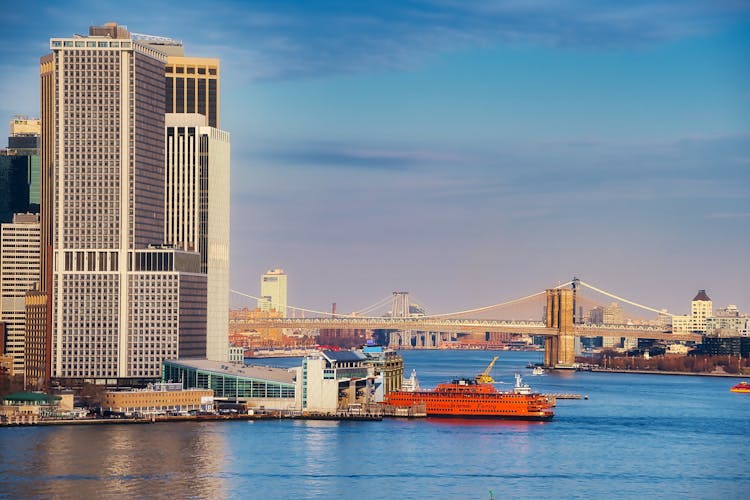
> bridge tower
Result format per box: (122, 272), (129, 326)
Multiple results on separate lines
(544, 287), (576, 367)
(391, 292), (410, 318)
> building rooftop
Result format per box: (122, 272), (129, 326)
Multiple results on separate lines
(163, 359), (296, 385)
(322, 350), (366, 363)
(2, 392), (61, 404)
(693, 290), (712, 302)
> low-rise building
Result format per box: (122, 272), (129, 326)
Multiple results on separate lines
(0, 392), (61, 424)
(162, 359), (297, 410)
(361, 345), (403, 397)
(297, 350), (381, 413)
(103, 382), (214, 416)
(700, 335), (750, 358)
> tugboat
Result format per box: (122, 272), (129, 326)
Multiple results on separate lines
(730, 381), (750, 393)
(383, 373), (553, 420)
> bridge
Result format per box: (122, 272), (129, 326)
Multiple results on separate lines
(231, 279), (702, 367)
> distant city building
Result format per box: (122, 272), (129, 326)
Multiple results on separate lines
(229, 307), (284, 345)
(589, 302), (624, 325)
(41, 23), (208, 383)
(164, 113), (230, 362)
(0, 118), (40, 224)
(705, 313), (749, 337)
(671, 315), (691, 334)
(318, 328), (369, 348)
(259, 269), (287, 314)
(700, 336), (750, 358)
(690, 290), (712, 334)
(715, 305), (741, 318)
(0, 213), (40, 376)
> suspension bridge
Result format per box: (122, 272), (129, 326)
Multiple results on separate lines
(230, 279), (702, 368)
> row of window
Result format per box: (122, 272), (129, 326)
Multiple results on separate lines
(53, 40), (132, 49)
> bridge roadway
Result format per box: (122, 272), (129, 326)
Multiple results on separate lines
(236, 317), (703, 341)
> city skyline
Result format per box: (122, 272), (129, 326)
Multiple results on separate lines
(1, 2), (748, 315)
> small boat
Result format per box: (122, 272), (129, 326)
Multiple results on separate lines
(532, 366), (545, 376)
(730, 381), (750, 393)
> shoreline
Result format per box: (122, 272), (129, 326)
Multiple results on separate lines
(583, 367), (748, 378)
(1, 412), (383, 428)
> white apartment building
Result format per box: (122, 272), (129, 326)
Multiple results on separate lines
(164, 113), (230, 362)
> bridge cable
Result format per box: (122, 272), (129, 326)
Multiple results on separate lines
(419, 281), (572, 318)
(352, 294), (396, 315)
(230, 289), (385, 318)
(232, 281), (572, 320)
(577, 280), (673, 317)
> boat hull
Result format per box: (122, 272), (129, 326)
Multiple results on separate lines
(383, 380), (554, 420)
(730, 382), (750, 393)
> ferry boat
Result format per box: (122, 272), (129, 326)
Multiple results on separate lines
(730, 381), (750, 393)
(383, 373), (553, 420)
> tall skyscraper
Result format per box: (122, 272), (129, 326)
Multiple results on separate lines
(0, 117), (40, 224)
(164, 113), (230, 362)
(41, 23), (208, 383)
(259, 269), (287, 315)
(134, 34), (220, 128)
(0, 213), (40, 376)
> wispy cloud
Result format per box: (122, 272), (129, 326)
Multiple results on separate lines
(705, 212), (750, 219)
(5, 1), (744, 81)
(253, 141), (469, 170)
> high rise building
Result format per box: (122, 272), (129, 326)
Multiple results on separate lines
(41, 23), (208, 383)
(0, 118), (41, 224)
(691, 290), (712, 334)
(259, 269), (287, 314)
(164, 113), (230, 361)
(0, 213), (40, 376)
(134, 34), (220, 128)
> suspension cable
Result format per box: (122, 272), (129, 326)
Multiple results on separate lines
(578, 280), (673, 317)
(231, 289), (376, 318)
(353, 294), (395, 315)
(420, 281), (571, 318)
(232, 281), (571, 319)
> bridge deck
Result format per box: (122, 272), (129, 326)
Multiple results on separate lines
(234, 318), (701, 341)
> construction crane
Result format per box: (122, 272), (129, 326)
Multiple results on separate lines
(476, 356), (499, 384)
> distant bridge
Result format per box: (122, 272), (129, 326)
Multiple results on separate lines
(231, 279), (703, 367)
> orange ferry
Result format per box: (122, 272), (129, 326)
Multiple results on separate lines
(383, 374), (554, 420)
(730, 381), (750, 393)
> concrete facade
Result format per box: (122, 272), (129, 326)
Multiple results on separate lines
(164, 113), (230, 362)
(42, 23), (208, 382)
(0, 213), (40, 376)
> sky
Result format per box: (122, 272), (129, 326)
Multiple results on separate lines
(1, 0), (748, 316)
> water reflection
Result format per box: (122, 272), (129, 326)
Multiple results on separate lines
(4, 423), (228, 498)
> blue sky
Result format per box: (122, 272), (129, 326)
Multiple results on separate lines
(1, 1), (748, 315)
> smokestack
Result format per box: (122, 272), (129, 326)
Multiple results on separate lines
(332, 302), (337, 318)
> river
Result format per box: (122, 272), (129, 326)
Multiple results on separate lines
(1, 350), (748, 499)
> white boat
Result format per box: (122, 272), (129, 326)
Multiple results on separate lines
(532, 366), (545, 376)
